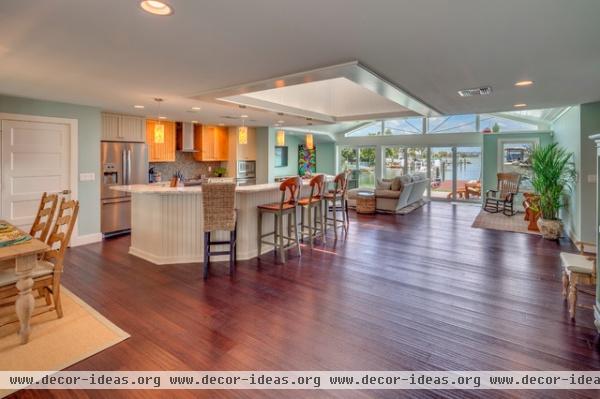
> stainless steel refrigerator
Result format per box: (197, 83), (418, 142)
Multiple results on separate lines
(101, 141), (148, 236)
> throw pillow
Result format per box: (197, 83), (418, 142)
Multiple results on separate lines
(376, 179), (392, 190)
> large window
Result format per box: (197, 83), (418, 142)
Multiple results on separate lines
(346, 122), (381, 137)
(479, 114), (538, 133)
(430, 147), (453, 198)
(358, 147), (376, 188)
(427, 114), (477, 134)
(340, 147), (376, 189)
(456, 147), (482, 202)
(383, 118), (423, 135)
(383, 146), (405, 178)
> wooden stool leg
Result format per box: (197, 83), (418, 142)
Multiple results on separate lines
(300, 206), (305, 243)
(203, 231), (210, 280)
(257, 211), (262, 258)
(278, 213), (285, 263)
(293, 208), (301, 256)
(562, 270), (569, 298)
(324, 199), (328, 236)
(229, 230), (235, 276)
(308, 206), (313, 248)
(332, 199), (339, 240)
(320, 202), (326, 244)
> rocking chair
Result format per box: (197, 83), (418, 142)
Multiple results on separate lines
(483, 173), (521, 216)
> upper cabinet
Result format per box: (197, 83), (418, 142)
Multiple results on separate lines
(193, 124), (229, 161)
(101, 112), (145, 142)
(146, 119), (176, 162)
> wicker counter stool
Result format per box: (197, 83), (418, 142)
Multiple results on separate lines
(202, 181), (237, 279)
(257, 176), (301, 263)
(323, 172), (349, 239)
(299, 174), (326, 248)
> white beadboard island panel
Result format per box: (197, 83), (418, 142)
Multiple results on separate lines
(113, 180), (327, 265)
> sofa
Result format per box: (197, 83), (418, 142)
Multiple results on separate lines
(347, 173), (430, 213)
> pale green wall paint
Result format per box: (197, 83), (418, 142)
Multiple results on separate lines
(550, 102), (600, 243)
(482, 132), (553, 193)
(0, 94), (101, 236)
(269, 130), (336, 178)
(316, 143), (336, 175)
(255, 127), (272, 184)
(580, 102), (600, 242)
(552, 106), (581, 240)
(274, 135), (301, 177)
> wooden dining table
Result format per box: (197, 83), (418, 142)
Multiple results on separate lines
(0, 221), (50, 344)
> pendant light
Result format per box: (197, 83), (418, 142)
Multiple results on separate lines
(154, 98), (165, 144)
(238, 115), (248, 145)
(276, 129), (286, 146)
(305, 133), (314, 150)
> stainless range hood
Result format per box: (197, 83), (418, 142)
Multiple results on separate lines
(177, 122), (198, 152)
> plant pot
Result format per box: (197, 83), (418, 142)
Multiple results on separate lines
(537, 217), (563, 240)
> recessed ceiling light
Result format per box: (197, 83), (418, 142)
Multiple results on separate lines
(191, 120), (198, 123)
(158, 116), (167, 119)
(218, 123), (225, 126)
(240, 114), (248, 118)
(515, 80), (534, 87)
(513, 103), (527, 108)
(191, 106), (201, 110)
(277, 120), (285, 124)
(140, 0), (173, 16)
(133, 105), (145, 109)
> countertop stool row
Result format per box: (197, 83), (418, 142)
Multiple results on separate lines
(257, 171), (350, 263)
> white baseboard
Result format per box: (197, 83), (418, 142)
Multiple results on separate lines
(70, 232), (103, 247)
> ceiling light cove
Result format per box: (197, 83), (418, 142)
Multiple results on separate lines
(192, 62), (439, 125)
(140, 1), (173, 16)
(515, 80), (534, 87)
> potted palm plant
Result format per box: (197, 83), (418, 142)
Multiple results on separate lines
(530, 143), (576, 239)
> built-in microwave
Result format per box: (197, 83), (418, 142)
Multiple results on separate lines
(237, 160), (256, 179)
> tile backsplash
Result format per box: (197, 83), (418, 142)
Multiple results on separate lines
(150, 152), (224, 181)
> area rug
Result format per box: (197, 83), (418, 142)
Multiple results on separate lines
(471, 210), (541, 235)
(0, 287), (129, 398)
(396, 199), (429, 215)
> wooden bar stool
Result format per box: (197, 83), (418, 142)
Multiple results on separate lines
(257, 176), (301, 263)
(299, 174), (326, 248)
(323, 172), (349, 239)
(202, 181), (237, 279)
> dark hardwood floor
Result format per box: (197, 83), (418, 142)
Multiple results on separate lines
(10, 202), (600, 399)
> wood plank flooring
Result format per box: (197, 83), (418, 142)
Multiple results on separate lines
(8, 202), (600, 399)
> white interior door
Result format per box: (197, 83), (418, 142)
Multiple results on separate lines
(1, 119), (71, 232)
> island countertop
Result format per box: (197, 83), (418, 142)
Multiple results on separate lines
(111, 176), (334, 265)
(111, 177), (332, 194)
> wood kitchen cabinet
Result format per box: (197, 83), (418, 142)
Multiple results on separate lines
(146, 119), (176, 162)
(193, 124), (229, 161)
(101, 112), (145, 142)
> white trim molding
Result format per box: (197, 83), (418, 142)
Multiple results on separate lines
(71, 233), (103, 247)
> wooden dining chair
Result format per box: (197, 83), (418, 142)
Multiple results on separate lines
(0, 198), (79, 319)
(30, 192), (59, 243)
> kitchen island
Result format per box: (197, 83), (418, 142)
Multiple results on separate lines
(111, 180), (324, 264)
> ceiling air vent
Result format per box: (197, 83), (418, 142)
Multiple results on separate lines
(457, 86), (492, 97)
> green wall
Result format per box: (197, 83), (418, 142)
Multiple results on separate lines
(482, 131), (553, 193)
(274, 134), (301, 178)
(316, 142), (336, 175)
(580, 102), (600, 242)
(0, 94), (101, 236)
(551, 102), (600, 243)
(553, 106), (581, 240)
